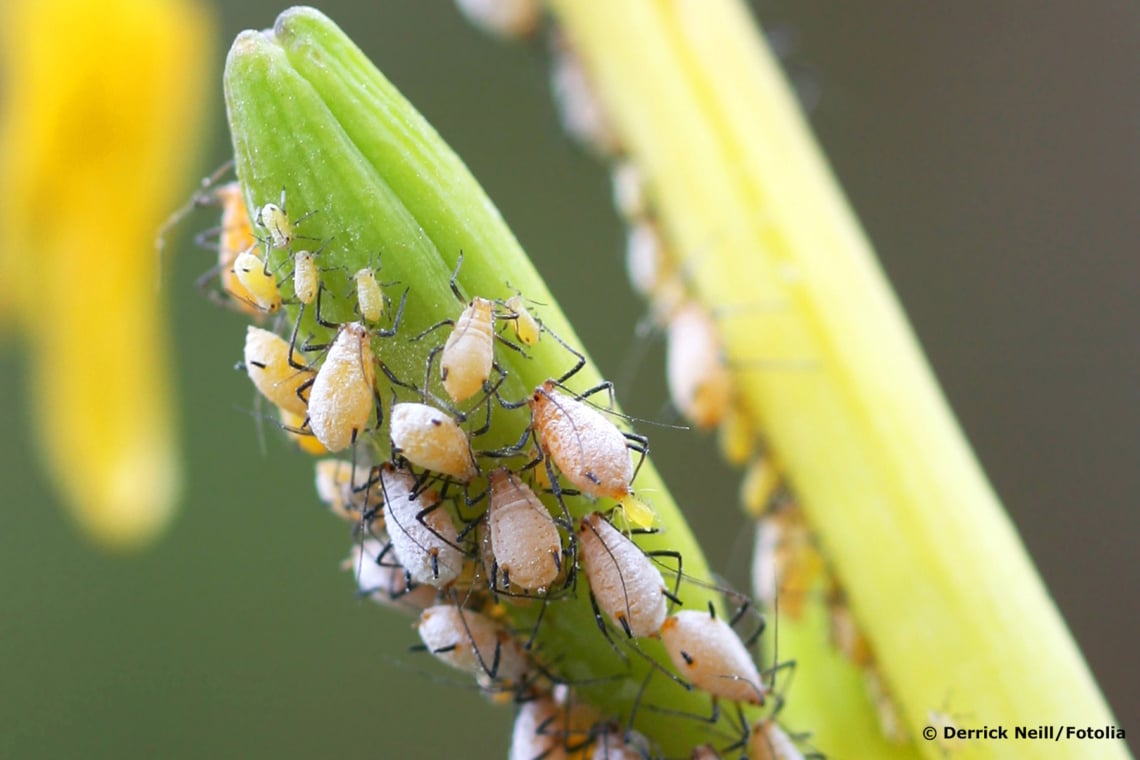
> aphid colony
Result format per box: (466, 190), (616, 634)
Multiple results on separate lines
(177, 175), (808, 758)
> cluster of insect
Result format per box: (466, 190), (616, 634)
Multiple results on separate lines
(167, 159), (826, 760)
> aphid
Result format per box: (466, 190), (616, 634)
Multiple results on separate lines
(865, 671), (908, 744)
(213, 182), (261, 314)
(578, 512), (668, 638)
(666, 303), (732, 429)
(717, 403), (756, 466)
(314, 459), (380, 523)
(611, 160), (648, 222)
(389, 402), (479, 483)
(659, 606), (766, 705)
(307, 322), (378, 452)
(503, 294), (541, 347)
(487, 468), (562, 592)
(826, 585), (872, 667)
(748, 719), (805, 760)
(509, 693), (598, 760)
(354, 267), (385, 323)
(279, 408), (327, 456)
(750, 502), (822, 620)
(453, 0), (539, 40)
(253, 189), (313, 250)
(625, 219), (667, 299)
(416, 604), (531, 686)
(292, 250), (319, 305)
(347, 537), (437, 613)
(242, 326), (315, 416)
(440, 295), (497, 403)
(380, 465), (464, 586)
(529, 381), (644, 500)
(231, 248), (282, 313)
(591, 724), (650, 760)
(739, 456), (785, 519)
(549, 35), (619, 156)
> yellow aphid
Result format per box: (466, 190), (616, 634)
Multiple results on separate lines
(242, 326), (314, 416)
(352, 267), (384, 323)
(750, 504), (822, 620)
(740, 456), (783, 518)
(279, 408), (327, 456)
(659, 609), (766, 705)
(717, 403), (756, 466)
(255, 200), (291, 250)
(503, 294), (540, 346)
(441, 297), (495, 403)
(615, 493), (656, 530)
(530, 381), (635, 500)
(232, 249), (282, 313)
(578, 512), (667, 638)
(666, 303), (732, 429)
(389, 402), (478, 482)
(292, 250), (319, 305)
(487, 468), (562, 591)
(314, 459), (380, 523)
(307, 322), (377, 452)
(749, 719), (805, 760)
(454, 0), (540, 40)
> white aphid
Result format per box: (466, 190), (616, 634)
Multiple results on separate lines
(550, 39), (619, 155)
(348, 537), (437, 613)
(313, 459), (379, 523)
(625, 220), (665, 298)
(659, 609), (766, 705)
(354, 268), (384, 323)
(307, 322), (376, 452)
(293, 250), (319, 305)
(454, 0), (539, 40)
(440, 297), (495, 403)
(232, 249), (282, 313)
(578, 513), (667, 638)
(416, 604), (530, 685)
(749, 720), (804, 760)
(509, 696), (562, 760)
(380, 466), (464, 587)
(255, 200), (291, 250)
(389, 402), (479, 482)
(243, 326), (314, 416)
(666, 303), (731, 429)
(611, 160), (648, 222)
(487, 468), (562, 591)
(530, 381), (634, 500)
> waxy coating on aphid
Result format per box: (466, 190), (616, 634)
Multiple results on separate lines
(504, 295), (541, 347)
(308, 322), (377, 452)
(381, 466), (464, 586)
(578, 513), (667, 638)
(349, 537), (437, 613)
(530, 381), (634, 500)
(243, 326), (314, 416)
(666, 303), (732, 430)
(659, 609), (766, 705)
(293, 250), (319, 305)
(389, 402), (478, 483)
(232, 249), (282, 313)
(454, 0), (539, 40)
(354, 268), (384, 323)
(416, 604), (530, 684)
(748, 720), (806, 760)
(440, 296), (496, 403)
(314, 459), (380, 523)
(488, 468), (562, 591)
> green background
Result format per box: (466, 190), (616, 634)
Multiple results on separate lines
(0, 2), (1135, 757)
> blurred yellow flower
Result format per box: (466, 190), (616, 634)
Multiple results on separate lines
(0, 0), (214, 549)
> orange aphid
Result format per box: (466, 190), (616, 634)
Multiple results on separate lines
(578, 512), (667, 638)
(307, 322), (376, 452)
(389, 402), (478, 482)
(487, 468), (562, 591)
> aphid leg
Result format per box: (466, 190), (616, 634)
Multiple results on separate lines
(413, 500), (469, 560)
(645, 548), (685, 609)
(309, 282), (341, 334)
(373, 287), (410, 338)
(547, 324), (587, 385)
(624, 431), (650, 481)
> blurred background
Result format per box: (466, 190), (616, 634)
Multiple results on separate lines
(0, 2), (1135, 757)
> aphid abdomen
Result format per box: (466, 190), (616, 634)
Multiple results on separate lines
(389, 402), (478, 482)
(578, 513), (667, 638)
(488, 468), (562, 591)
(748, 720), (805, 760)
(666, 304), (731, 430)
(232, 249), (282, 313)
(659, 609), (766, 705)
(243, 326), (315, 416)
(293, 251), (319, 305)
(440, 297), (495, 403)
(381, 466), (464, 586)
(531, 382), (633, 499)
(416, 604), (530, 684)
(308, 323), (377, 452)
